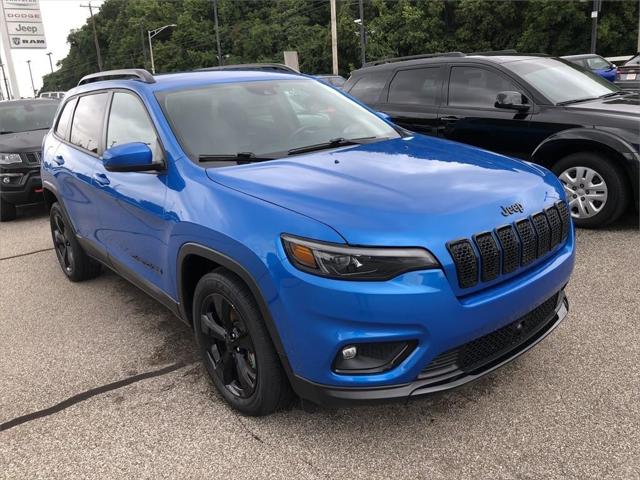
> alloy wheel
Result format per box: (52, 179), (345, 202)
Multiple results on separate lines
(200, 293), (257, 398)
(558, 166), (608, 219)
(52, 212), (75, 274)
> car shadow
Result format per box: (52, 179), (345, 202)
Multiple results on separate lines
(14, 203), (48, 222)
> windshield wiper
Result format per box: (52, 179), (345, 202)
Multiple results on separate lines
(0, 130), (15, 135)
(198, 152), (275, 163)
(599, 91), (633, 99)
(287, 136), (379, 156)
(556, 97), (599, 106)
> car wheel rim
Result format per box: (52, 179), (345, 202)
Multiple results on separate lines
(558, 166), (608, 219)
(200, 293), (257, 399)
(52, 212), (74, 273)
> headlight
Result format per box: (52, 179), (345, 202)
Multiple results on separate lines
(281, 234), (439, 280)
(0, 153), (22, 165)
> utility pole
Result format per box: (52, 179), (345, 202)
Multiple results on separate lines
(80, 2), (103, 71)
(213, 0), (223, 66)
(330, 0), (338, 75)
(26, 60), (35, 97)
(46, 52), (54, 73)
(0, 63), (11, 99)
(590, 0), (601, 54)
(140, 24), (148, 68)
(148, 24), (177, 74)
(357, 0), (366, 66)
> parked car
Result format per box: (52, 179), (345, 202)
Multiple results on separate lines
(315, 74), (346, 88)
(38, 91), (66, 100)
(344, 53), (639, 228)
(0, 98), (60, 221)
(562, 54), (617, 82)
(42, 68), (574, 415)
(615, 53), (640, 91)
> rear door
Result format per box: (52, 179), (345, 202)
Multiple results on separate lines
(378, 66), (444, 136)
(437, 64), (533, 158)
(54, 92), (110, 250)
(92, 90), (169, 291)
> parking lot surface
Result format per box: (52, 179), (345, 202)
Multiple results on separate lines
(1, 205), (638, 480)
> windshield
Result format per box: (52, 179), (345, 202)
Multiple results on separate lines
(505, 58), (618, 105)
(156, 79), (399, 163)
(0, 102), (59, 134)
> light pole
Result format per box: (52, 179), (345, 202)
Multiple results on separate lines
(213, 0), (223, 66)
(0, 63), (10, 100)
(46, 52), (54, 73)
(356, 0), (366, 66)
(147, 24), (177, 74)
(26, 60), (35, 97)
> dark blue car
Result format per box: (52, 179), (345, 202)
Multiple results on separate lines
(41, 68), (574, 415)
(562, 54), (617, 82)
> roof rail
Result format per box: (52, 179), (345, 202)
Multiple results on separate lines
(78, 69), (156, 86)
(467, 49), (518, 56)
(197, 63), (299, 74)
(363, 52), (465, 67)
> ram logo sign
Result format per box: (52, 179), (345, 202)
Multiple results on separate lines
(1, 0), (47, 49)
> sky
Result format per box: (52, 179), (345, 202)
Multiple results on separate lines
(1, 0), (104, 98)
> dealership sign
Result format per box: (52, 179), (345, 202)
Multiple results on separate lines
(2, 0), (47, 49)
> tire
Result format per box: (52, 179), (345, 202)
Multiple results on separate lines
(552, 152), (629, 228)
(193, 270), (292, 416)
(50, 202), (101, 281)
(0, 199), (17, 222)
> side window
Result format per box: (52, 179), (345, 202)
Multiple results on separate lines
(106, 92), (162, 162)
(448, 66), (520, 109)
(348, 72), (389, 104)
(70, 93), (109, 153)
(55, 97), (77, 140)
(388, 68), (441, 105)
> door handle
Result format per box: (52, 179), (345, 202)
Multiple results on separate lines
(93, 173), (111, 186)
(53, 154), (65, 165)
(440, 115), (462, 122)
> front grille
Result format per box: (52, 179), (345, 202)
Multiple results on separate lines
(419, 291), (561, 380)
(448, 201), (569, 289)
(24, 151), (41, 165)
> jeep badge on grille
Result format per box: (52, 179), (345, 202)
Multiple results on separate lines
(500, 202), (524, 217)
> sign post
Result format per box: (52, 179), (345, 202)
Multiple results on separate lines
(0, 0), (48, 98)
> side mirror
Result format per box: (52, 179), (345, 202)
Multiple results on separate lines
(102, 142), (158, 172)
(377, 111), (392, 121)
(495, 91), (530, 112)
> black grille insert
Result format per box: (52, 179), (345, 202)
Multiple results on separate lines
(447, 240), (478, 288)
(532, 213), (551, 257)
(25, 151), (41, 165)
(545, 207), (562, 249)
(495, 225), (520, 274)
(556, 201), (571, 241)
(474, 233), (500, 282)
(515, 219), (537, 265)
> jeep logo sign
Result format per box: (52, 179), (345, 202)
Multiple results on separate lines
(500, 202), (525, 217)
(1, 0), (48, 49)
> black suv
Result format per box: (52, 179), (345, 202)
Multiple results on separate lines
(344, 53), (639, 228)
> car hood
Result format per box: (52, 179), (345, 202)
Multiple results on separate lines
(0, 129), (48, 152)
(566, 92), (640, 117)
(206, 135), (563, 249)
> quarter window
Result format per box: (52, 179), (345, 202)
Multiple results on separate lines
(348, 72), (389, 104)
(107, 92), (162, 162)
(388, 68), (441, 105)
(448, 67), (520, 109)
(55, 98), (76, 140)
(70, 93), (109, 153)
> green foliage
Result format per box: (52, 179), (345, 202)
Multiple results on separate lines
(41, 0), (640, 92)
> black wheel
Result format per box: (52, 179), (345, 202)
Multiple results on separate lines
(0, 199), (17, 222)
(552, 152), (629, 228)
(193, 271), (292, 416)
(50, 202), (101, 281)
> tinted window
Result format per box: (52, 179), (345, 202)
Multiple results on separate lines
(348, 72), (389, 103)
(586, 56), (611, 69)
(70, 93), (109, 153)
(55, 98), (76, 139)
(0, 101), (59, 134)
(388, 68), (440, 105)
(107, 92), (162, 162)
(448, 67), (519, 108)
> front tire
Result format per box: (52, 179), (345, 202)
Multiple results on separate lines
(193, 270), (292, 416)
(552, 152), (629, 228)
(50, 202), (101, 281)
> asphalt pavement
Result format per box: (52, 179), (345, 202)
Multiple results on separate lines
(1, 205), (638, 479)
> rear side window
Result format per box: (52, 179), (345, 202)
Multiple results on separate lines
(70, 92), (109, 154)
(55, 98), (77, 140)
(348, 72), (389, 104)
(388, 68), (441, 105)
(448, 66), (519, 109)
(107, 92), (162, 162)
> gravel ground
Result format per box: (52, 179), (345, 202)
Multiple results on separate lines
(0, 205), (638, 480)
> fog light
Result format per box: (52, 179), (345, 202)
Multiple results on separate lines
(2, 177), (9, 184)
(341, 345), (357, 360)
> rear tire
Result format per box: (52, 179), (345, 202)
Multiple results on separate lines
(50, 202), (101, 281)
(193, 270), (292, 416)
(552, 152), (629, 228)
(0, 200), (17, 222)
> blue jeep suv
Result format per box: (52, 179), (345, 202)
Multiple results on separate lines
(41, 68), (575, 415)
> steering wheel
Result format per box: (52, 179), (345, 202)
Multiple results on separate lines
(288, 125), (319, 142)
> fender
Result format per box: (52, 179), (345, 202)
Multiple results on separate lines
(176, 242), (296, 384)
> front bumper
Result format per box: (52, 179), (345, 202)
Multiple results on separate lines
(0, 168), (43, 205)
(292, 290), (568, 407)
